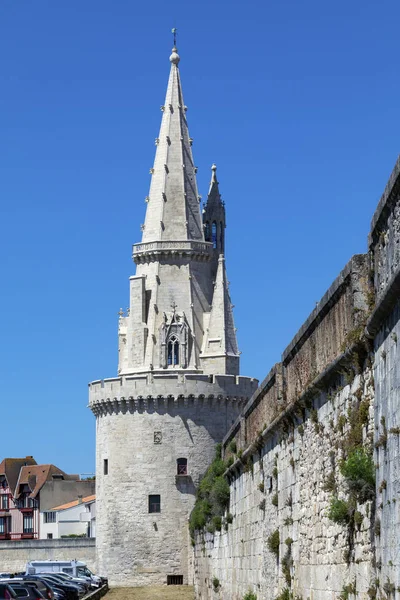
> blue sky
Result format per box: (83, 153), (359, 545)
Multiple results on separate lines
(0, 0), (399, 474)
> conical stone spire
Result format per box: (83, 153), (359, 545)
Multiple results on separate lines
(200, 254), (240, 375)
(140, 46), (203, 244)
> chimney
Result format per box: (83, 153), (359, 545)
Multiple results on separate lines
(78, 495), (83, 504)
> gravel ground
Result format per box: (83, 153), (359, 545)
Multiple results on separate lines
(106, 586), (195, 599)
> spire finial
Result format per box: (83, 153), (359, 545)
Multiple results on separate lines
(170, 28), (180, 65)
(211, 163), (217, 183)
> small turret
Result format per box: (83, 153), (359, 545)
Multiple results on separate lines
(200, 254), (239, 375)
(203, 164), (226, 279)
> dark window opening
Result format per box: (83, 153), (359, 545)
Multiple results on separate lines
(149, 494), (161, 513)
(205, 222), (210, 242)
(167, 335), (179, 366)
(47, 533), (53, 539)
(1, 495), (9, 510)
(145, 290), (152, 323)
(212, 222), (217, 249)
(177, 458), (188, 476)
(220, 222), (224, 250)
(167, 575), (183, 585)
(103, 459), (108, 475)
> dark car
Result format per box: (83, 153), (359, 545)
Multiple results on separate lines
(21, 580), (74, 600)
(5, 585), (44, 600)
(42, 576), (87, 594)
(31, 579), (77, 600)
(20, 581), (55, 600)
(2, 580), (53, 600)
(0, 583), (17, 599)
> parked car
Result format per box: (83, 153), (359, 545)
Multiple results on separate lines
(22, 579), (76, 600)
(19, 580), (55, 600)
(25, 562), (101, 588)
(0, 584), (17, 599)
(1, 579), (53, 600)
(38, 577), (86, 595)
(6, 584), (45, 599)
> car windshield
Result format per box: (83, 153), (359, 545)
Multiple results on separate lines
(77, 568), (92, 578)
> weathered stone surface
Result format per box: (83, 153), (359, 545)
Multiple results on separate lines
(0, 538), (95, 573)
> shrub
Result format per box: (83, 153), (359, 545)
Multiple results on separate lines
(272, 493), (278, 507)
(328, 496), (350, 524)
(243, 592), (257, 600)
(212, 577), (220, 591)
(189, 445), (231, 536)
(267, 529), (280, 556)
(322, 471), (336, 493)
(229, 440), (237, 454)
(340, 448), (375, 503)
(258, 481), (265, 493)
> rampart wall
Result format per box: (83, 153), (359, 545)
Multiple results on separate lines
(0, 538), (96, 573)
(193, 156), (400, 600)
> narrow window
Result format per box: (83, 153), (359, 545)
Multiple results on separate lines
(212, 222), (217, 249)
(167, 335), (179, 366)
(44, 512), (56, 524)
(103, 459), (108, 475)
(177, 458), (188, 476)
(220, 222), (224, 250)
(23, 514), (34, 534)
(47, 533), (53, 540)
(1, 495), (9, 510)
(205, 221), (210, 241)
(149, 494), (161, 513)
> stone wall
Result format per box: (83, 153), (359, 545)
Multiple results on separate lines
(0, 538), (96, 574)
(193, 157), (400, 600)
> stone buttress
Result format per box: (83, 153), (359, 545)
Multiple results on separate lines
(89, 44), (257, 586)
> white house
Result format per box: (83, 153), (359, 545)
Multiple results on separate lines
(40, 494), (95, 539)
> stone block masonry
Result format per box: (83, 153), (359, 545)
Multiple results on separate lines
(0, 538), (95, 574)
(193, 156), (400, 599)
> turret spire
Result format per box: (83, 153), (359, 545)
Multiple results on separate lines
(200, 254), (240, 375)
(203, 164), (226, 278)
(139, 40), (203, 244)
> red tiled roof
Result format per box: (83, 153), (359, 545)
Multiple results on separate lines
(51, 494), (96, 511)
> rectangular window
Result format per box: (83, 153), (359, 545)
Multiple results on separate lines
(0, 517), (4, 534)
(47, 533), (53, 539)
(23, 514), (34, 534)
(103, 459), (108, 475)
(148, 494), (161, 513)
(44, 512), (56, 524)
(1, 495), (9, 510)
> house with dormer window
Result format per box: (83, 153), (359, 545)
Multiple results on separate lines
(0, 456), (95, 540)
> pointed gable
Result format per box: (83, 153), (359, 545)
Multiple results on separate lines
(0, 456), (37, 496)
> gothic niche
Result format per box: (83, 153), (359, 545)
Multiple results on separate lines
(159, 310), (189, 369)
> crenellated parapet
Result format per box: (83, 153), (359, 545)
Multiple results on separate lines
(89, 373), (257, 416)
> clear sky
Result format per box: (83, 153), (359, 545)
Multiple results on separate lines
(0, 0), (399, 474)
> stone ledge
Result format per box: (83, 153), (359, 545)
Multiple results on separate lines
(223, 340), (367, 478)
(282, 254), (366, 365)
(369, 155), (400, 247)
(365, 260), (400, 338)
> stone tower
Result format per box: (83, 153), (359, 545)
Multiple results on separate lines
(89, 44), (257, 587)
